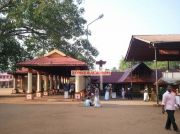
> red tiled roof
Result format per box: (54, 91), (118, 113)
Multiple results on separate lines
(18, 56), (87, 67)
(9, 68), (37, 75)
(18, 49), (87, 67)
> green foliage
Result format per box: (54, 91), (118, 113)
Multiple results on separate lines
(119, 56), (130, 71)
(144, 61), (180, 70)
(111, 67), (118, 72)
(144, 61), (167, 69)
(119, 56), (180, 71)
(118, 56), (138, 71)
(0, 0), (99, 71)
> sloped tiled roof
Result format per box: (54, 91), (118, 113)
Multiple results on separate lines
(9, 68), (38, 75)
(133, 34), (180, 43)
(118, 62), (153, 82)
(91, 63), (161, 84)
(91, 72), (124, 83)
(18, 49), (87, 67)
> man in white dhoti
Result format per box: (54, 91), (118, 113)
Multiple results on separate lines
(84, 97), (93, 107)
(94, 87), (101, 107)
(144, 88), (149, 101)
(121, 87), (125, 99)
(104, 85), (110, 100)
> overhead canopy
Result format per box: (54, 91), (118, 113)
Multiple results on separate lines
(125, 35), (180, 61)
(18, 49), (88, 75)
(156, 77), (180, 86)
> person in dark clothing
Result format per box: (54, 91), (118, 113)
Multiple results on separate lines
(127, 87), (133, 100)
(63, 83), (69, 99)
(69, 84), (75, 99)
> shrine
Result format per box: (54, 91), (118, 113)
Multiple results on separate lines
(11, 49), (88, 99)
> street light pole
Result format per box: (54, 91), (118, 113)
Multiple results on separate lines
(86, 14), (104, 40)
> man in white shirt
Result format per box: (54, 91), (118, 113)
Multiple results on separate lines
(84, 97), (93, 107)
(162, 85), (179, 132)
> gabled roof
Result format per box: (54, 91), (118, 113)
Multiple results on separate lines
(118, 62), (153, 83)
(44, 49), (66, 57)
(91, 63), (157, 84)
(125, 34), (180, 61)
(18, 49), (87, 67)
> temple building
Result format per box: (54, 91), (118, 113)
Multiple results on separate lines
(91, 62), (163, 98)
(10, 35), (180, 101)
(11, 49), (88, 99)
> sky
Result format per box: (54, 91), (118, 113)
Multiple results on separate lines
(81, 0), (180, 70)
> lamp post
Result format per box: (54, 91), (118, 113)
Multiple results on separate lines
(86, 14), (104, 40)
(96, 60), (106, 91)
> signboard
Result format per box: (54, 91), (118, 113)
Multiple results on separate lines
(71, 70), (111, 76)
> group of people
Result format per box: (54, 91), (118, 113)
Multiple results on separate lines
(63, 83), (75, 99)
(64, 82), (179, 132)
(84, 83), (114, 107)
(84, 84), (101, 107)
(84, 84), (180, 132)
(119, 87), (133, 100)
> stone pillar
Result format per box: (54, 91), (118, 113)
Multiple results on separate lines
(26, 70), (33, 100)
(57, 75), (60, 90)
(49, 75), (53, 89)
(12, 75), (17, 93)
(21, 76), (25, 93)
(75, 76), (80, 93)
(20, 76), (23, 90)
(36, 72), (42, 97)
(54, 75), (57, 89)
(43, 75), (49, 96)
(75, 76), (85, 99)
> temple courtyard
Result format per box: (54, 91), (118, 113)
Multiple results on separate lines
(0, 89), (180, 134)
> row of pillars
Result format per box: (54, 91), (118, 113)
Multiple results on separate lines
(13, 70), (86, 100)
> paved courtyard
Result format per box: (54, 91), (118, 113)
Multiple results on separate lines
(0, 94), (180, 134)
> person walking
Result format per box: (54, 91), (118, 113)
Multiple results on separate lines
(69, 83), (75, 99)
(162, 85), (179, 132)
(63, 83), (69, 99)
(94, 86), (101, 107)
(121, 87), (125, 99)
(143, 88), (149, 101)
(127, 87), (133, 100)
(104, 84), (110, 100)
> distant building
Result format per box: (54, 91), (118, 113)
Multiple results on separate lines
(0, 73), (13, 88)
(91, 62), (164, 98)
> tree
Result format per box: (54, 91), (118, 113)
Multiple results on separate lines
(119, 56), (180, 71)
(0, 0), (98, 71)
(118, 56), (136, 71)
(111, 67), (118, 72)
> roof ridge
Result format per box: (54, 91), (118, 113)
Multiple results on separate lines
(44, 49), (66, 57)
